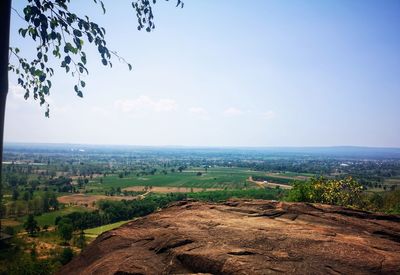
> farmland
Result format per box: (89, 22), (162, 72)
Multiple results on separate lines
(86, 167), (269, 191)
(84, 220), (132, 239)
(1, 143), (400, 274)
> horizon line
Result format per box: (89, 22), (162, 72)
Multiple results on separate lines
(4, 141), (400, 150)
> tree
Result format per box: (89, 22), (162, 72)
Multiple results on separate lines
(0, 0), (183, 233)
(58, 247), (74, 265)
(24, 214), (40, 236)
(12, 188), (19, 200)
(57, 217), (73, 243)
(74, 230), (86, 249)
(48, 192), (59, 210)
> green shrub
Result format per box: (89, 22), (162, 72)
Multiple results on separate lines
(58, 248), (74, 265)
(287, 177), (400, 214)
(287, 177), (363, 207)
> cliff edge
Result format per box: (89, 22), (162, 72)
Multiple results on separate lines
(60, 200), (400, 274)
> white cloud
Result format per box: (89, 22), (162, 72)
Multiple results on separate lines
(261, 110), (276, 120)
(223, 107), (243, 117)
(114, 96), (177, 113)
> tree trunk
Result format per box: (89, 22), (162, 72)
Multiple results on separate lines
(0, 0), (12, 235)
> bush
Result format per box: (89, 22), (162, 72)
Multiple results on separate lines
(287, 177), (363, 207)
(6, 254), (56, 275)
(57, 218), (73, 243)
(24, 214), (40, 236)
(287, 177), (400, 214)
(188, 188), (285, 202)
(382, 190), (400, 213)
(58, 248), (74, 265)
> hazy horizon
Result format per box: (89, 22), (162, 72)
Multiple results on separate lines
(5, 0), (400, 147)
(4, 141), (400, 150)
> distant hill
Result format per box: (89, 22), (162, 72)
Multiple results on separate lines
(4, 142), (400, 159)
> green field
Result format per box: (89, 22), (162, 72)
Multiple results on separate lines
(33, 206), (89, 227)
(1, 206), (89, 232)
(84, 220), (131, 238)
(86, 167), (268, 192)
(84, 167), (315, 194)
(273, 172), (315, 177)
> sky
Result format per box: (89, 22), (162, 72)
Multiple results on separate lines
(5, 0), (400, 147)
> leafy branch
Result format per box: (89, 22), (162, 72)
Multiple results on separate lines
(8, 0), (183, 117)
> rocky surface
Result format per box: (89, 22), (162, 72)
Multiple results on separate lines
(60, 200), (400, 275)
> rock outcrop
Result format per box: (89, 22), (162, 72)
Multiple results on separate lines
(60, 200), (400, 274)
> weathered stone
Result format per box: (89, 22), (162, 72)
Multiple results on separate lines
(60, 200), (400, 275)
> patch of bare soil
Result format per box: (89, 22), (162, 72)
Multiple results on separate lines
(266, 172), (310, 181)
(0, 219), (21, 227)
(58, 194), (138, 207)
(122, 186), (222, 193)
(247, 176), (293, 189)
(60, 200), (400, 275)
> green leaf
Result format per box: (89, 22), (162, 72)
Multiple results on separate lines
(34, 69), (43, 76)
(65, 56), (71, 64)
(73, 29), (82, 37)
(87, 33), (93, 43)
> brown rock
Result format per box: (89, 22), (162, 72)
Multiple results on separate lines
(60, 200), (400, 275)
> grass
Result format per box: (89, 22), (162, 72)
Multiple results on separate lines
(277, 172), (315, 177)
(87, 167), (268, 192)
(2, 206), (91, 232)
(33, 206), (89, 227)
(188, 187), (287, 202)
(84, 220), (131, 238)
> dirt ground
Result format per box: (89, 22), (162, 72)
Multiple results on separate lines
(58, 194), (138, 207)
(247, 176), (293, 189)
(1, 219), (21, 227)
(266, 172), (310, 181)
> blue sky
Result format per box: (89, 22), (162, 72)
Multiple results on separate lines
(5, 0), (400, 147)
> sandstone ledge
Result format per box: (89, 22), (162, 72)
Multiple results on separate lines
(60, 200), (400, 275)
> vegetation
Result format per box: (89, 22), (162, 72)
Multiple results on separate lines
(188, 188), (285, 202)
(57, 218), (73, 243)
(24, 214), (40, 236)
(287, 177), (400, 214)
(84, 220), (131, 238)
